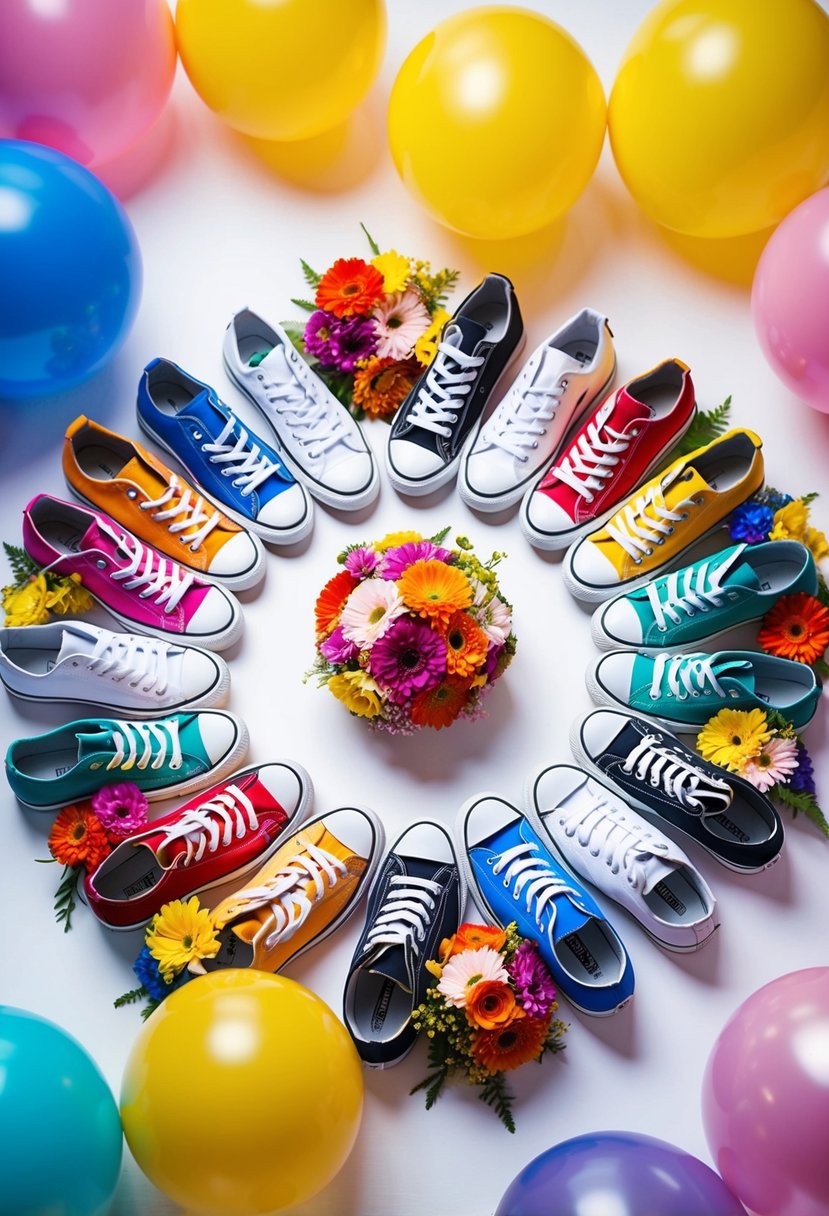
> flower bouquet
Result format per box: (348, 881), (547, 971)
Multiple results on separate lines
(3, 541), (91, 626)
(309, 529), (516, 734)
(410, 923), (567, 1132)
(116, 896), (221, 1020)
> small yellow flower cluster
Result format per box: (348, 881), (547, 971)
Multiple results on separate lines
(770, 499), (829, 564)
(2, 572), (92, 627)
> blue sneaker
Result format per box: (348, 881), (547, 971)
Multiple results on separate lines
(456, 794), (634, 1016)
(137, 358), (313, 546)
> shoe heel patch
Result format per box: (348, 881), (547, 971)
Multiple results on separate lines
(652, 881), (687, 916)
(562, 932), (602, 978)
(371, 980), (396, 1033)
(122, 870), (158, 899)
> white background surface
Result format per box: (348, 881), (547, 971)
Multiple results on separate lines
(4, 3), (829, 1214)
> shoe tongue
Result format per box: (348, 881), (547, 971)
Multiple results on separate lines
(724, 556), (762, 592)
(76, 725), (115, 759)
(184, 389), (228, 430)
(56, 623), (97, 662)
(663, 463), (711, 502)
(641, 855), (681, 896)
(606, 385), (653, 431)
(247, 342), (291, 382)
(531, 346), (583, 392)
(118, 454), (168, 499)
(712, 655), (755, 693)
(366, 942), (413, 993)
(443, 315), (488, 356)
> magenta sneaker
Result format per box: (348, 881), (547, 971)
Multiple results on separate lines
(22, 495), (243, 651)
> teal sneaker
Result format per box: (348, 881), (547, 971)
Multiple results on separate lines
(5, 710), (249, 811)
(591, 540), (816, 651)
(586, 649), (821, 733)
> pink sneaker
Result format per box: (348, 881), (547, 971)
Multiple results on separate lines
(22, 495), (243, 651)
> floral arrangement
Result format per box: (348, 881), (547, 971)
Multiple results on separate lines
(308, 528), (516, 734)
(410, 922), (567, 1132)
(116, 895), (221, 1020)
(286, 224), (458, 420)
(3, 541), (91, 627)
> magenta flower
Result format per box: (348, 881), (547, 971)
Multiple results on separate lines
(91, 782), (149, 837)
(344, 547), (379, 579)
(304, 310), (377, 372)
(369, 617), (447, 701)
(509, 941), (557, 1018)
(380, 542), (454, 581)
(320, 625), (359, 665)
(485, 642), (504, 679)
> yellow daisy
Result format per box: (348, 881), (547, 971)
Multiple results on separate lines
(697, 707), (772, 773)
(399, 560), (473, 625)
(146, 896), (221, 982)
(46, 572), (94, 616)
(374, 530), (424, 552)
(3, 575), (51, 627)
(371, 250), (411, 295)
(770, 499), (829, 564)
(327, 669), (383, 719)
(414, 307), (450, 367)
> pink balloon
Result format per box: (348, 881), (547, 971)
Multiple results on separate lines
(0, 0), (176, 170)
(702, 968), (829, 1216)
(752, 188), (829, 413)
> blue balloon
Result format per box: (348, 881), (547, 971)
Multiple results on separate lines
(0, 1006), (123, 1216)
(0, 139), (141, 399)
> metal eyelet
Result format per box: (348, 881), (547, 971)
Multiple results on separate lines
(657, 624), (667, 632)
(127, 488), (138, 500)
(96, 559), (107, 569)
(290, 351), (298, 362)
(90, 762), (101, 770)
(193, 430), (203, 441)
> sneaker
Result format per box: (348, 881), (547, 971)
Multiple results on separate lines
(223, 309), (379, 512)
(591, 540), (817, 651)
(137, 358), (313, 545)
(526, 765), (719, 952)
(586, 649), (821, 733)
(85, 762), (312, 931)
(343, 821), (464, 1068)
(570, 709), (784, 873)
(5, 709), (249, 812)
(456, 793), (634, 1016)
(64, 415), (265, 592)
(386, 274), (525, 495)
(22, 494), (243, 651)
(562, 429), (765, 604)
(458, 309), (616, 511)
(521, 359), (697, 550)
(0, 621), (229, 716)
(205, 806), (384, 973)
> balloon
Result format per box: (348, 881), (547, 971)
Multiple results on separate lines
(0, 0), (176, 170)
(609, 0), (829, 238)
(175, 0), (386, 143)
(703, 967), (829, 1216)
(0, 141), (142, 400)
(752, 189), (829, 413)
(0, 1006), (123, 1216)
(387, 7), (606, 241)
(121, 971), (363, 1216)
(496, 1131), (746, 1216)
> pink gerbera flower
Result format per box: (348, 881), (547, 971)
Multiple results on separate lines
(340, 579), (406, 649)
(509, 941), (557, 1017)
(372, 290), (430, 360)
(437, 945), (509, 1008)
(369, 617), (447, 702)
(741, 735), (800, 792)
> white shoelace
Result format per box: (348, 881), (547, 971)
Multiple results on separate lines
(649, 653), (745, 703)
(558, 799), (670, 890)
(106, 527), (194, 614)
(201, 416), (280, 496)
(158, 786), (258, 866)
(139, 474), (220, 550)
(406, 341), (484, 438)
(364, 874), (441, 958)
(104, 718), (182, 772)
(491, 840), (590, 931)
(482, 381), (564, 461)
(259, 347), (347, 459)
(86, 631), (171, 695)
(226, 839), (347, 949)
(621, 735), (732, 817)
(552, 418), (634, 502)
(605, 471), (698, 561)
(646, 548), (744, 632)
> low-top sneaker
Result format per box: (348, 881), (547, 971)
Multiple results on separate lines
(64, 415), (265, 592)
(5, 709), (249, 812)
(526, 765), (719, 952)
(458, 308), (616, 511)
(85, 762), (311, 931)
(137, 358), (312, 545)
(343, 820), (464, 1069)
(457, 793), (634, 1017)
(386, 274), (525, 496)
(0, 621), (229, 716)
(591, 540), (817, 651)
(587, 648), (821, 733)
(562, 429), (765, 604)
(223, 308), (379, 512)
(570, 709), (784, 873)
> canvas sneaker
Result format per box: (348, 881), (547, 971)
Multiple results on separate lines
(386, 274), (525, 496)
(85, 762), (312, 931)
(456, 793), (634, 1016)
(587, 648), (821, 733)
(0, 621), (229, 716)
(591, 540), (817, 651)
(137, 358), (313, 545)
(22, 494), (243, 651)
(64, 415), (265, 592)
(526, 765), (719, 952)
(562, 429), (765, 604)
(223, 308), (379, 512)
(458, 308), (616, 511)
(5, 709), (249, 812)
(570, 709), (784, 873)
(521, 359), (696, 550)
(343, 820), (465, 1069)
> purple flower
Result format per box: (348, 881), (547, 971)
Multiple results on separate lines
(344, 547), (378, 579)
(729, 501), (774, 544)
(380, 542), (454, 581)
(790, 742), (817, 796)
(369, 617), (446, 701)
(304, 310), (377, 373)
(91, 782), (148, 836)
(320, 625), (359, 665)
(484, 642), (504, 679)
(509, 941), (557, 1018)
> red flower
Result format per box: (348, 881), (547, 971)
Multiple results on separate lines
(757, 592), (829, 665)
(315, 258), (385, 319)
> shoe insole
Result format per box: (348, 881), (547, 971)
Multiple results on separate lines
(4, 644), (60, 674)
(698, 454), (748, 492)
(350, 974), (412, 1042)
(150, 378), (199, 414)
(17, 746), (79, 780)
(635, 382), (681, 419)
(558, 921), (623, 987)
(754, 673), (811, 710)
(467, 300), (510, 343)
(41, 521), (85, 555)
(202, 930), (254, 970)
(644, 872), (707, 925)
(708, 796), (774, 845)
(560, 337), (599, 365)
(76, 443), (130, 482)
(238, 331), (273, 364)
(95, 846), (163, 901)
(751, 556), (805, 593)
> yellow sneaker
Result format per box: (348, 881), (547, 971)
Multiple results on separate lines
(562, 429), (764, 604)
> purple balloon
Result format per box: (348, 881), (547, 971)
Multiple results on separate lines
(703, 967), (829, 1216)
(496, 1131), (746, 1216)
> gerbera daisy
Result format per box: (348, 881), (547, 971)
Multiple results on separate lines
(371, 249), (411, 294)
(344, 546), (378, 580)
(319, 624), (358, 665)
(372, 290), (430, 360)
(304, 311), (377, 373)
(472, 1013), (550, 1073)
(91, 782), (148, 837)
(410, 674), (473, 729)
(315, 257), (385, 319)
(757, 593), (829, 666)
(399, 559), (473, 625)
(375, 530), (423, 552)
(450, 924), (507, 956)
(369, 617), (446, 701)
(414, 307), (450, 366)
(466, 980), (520, 1030)
(146, 896), (220, 982)
(441, 610), (489, 678)
(315, 569), (358, 637)
(509, 942), (557, 1018)
(48, 804), (111, 872)
(742, 735), (800, 792)
(470, 579), (514, 645)
(340, 579), (406, 649)
(327, 670), (383, 719)
(697, 707), (772, 772)
(380, 541), (453, 581)
(437, 945), (509, 1007)
(352, 355), (421, 420)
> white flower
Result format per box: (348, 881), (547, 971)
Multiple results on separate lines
(340, 579), (406, 649)
(741, 736), (799, 793)
(372, 290), (430, 360)
(437, 946), (509, 1008)
(470, 579), (513, 645)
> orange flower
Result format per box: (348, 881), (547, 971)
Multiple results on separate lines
(453, 924), (507, 955)
(410, 674), (472, 729)
(441, 610), (489, 677)
(315, 570), (358, 638)
(315, 257), (385, 319)
(757, 592), (829, 665)
(48, 805), (111, 872)
(398, 560), (472, 625)
(352, 356), (420, 420)
(472, 1014), (551, 1073)
(466, 981), (520, 1030)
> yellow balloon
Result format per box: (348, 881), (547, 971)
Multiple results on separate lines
(609, 0), (829, 238)
(121, 972), (363, 1216)
(387, 7), (606, 241)
(175, 0), (386, 142)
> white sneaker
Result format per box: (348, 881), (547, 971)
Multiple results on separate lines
(526, 764), (719, 952)
(459, 309), (616, 511)
(0, 621), (230, 717)
(223, 308), (379, 512)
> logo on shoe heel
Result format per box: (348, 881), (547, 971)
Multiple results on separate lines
(371, 980), (395, 1032)
(563, 933), (602, 978)
(653, 881), (686, 915)
(713, 813), (750, 843)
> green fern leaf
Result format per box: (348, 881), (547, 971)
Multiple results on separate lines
(280, 321), (308, 354)
(114, 986), (147, 1009)
(290, 297), (317, 313)
(140, 998), (161, 1022)
(673, 395), (732, 457)
(300, 258), (322, 288)
(3, 541), (37, 585)
(53, 865), (80, 933)
(478, 1074), (516, 1133)
(774, 785), (829, 838)
(360, 222), (381, 256)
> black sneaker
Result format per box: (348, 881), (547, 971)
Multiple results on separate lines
(385, 274), (524, 495)
(343, 821), (464, 1068)
(570, 708), (784, 873)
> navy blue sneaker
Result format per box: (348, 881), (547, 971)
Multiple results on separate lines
(456, 794), (634, 1017)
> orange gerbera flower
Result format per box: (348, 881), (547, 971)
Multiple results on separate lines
(441, 610), (489, 677)
(48, 805), (111, 872)
(410, 674), (472, 729)
(452, 924), (507, 955)
(757, 592), (829, 665)
(352, 356), (421, 420)
(472, 1013), (550, 1073)
(315, 258), (385, 319)
(466, 981), (520, 1030)
(315, 570), (358, 638)
(398, 560), (472, 625)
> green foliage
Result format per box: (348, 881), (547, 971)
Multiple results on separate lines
(280, 321), (308, 355)
(3, 542), (36, 585)
(673, 396), (732, 457)
(300, 258), (322, 288)
(52, 864), (79, 933)
(290, 297), (316, 313)
(775, 784), (829, 839)
(413, 265), (460, 315)
(429, 526), (451, 545)
(360, 222), (381, 256)
(478, 1073), (516, 1134)
(113, 986), (146, 1009)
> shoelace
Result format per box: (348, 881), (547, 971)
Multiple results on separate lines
(605, 471), (698, 561)
(558, 799), (670, 890)
(364, 874), (441, 959)
(406, 341), (485, 437)
(551, 416), (634, 502)
(482, 378), (564, 461)
(139, 474), (220, 550)
(201, 415), (280, 496)
(158, 786), (258, 866)
(621, 734), (732, 817)
(646, 548), (743, 632)
(106, 526), (194, 614)
(649, 653), (745, 703)
(490, 840), (590, 932)
(226, 839), (348, 950)
(85, 630), (171, 695)
(258, 347), (347, 459)
(104, 718), (183, 772)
